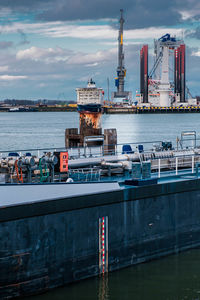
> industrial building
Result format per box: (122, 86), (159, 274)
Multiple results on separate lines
(137, 34), (196, 107)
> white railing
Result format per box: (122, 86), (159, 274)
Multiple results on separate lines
(155, 155), (198, 178)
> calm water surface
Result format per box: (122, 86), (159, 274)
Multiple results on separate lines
(1, 112), (200, 150)
(2, 112), (200, 300)
(27, 250), (200, 300)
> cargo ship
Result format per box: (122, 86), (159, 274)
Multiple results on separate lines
(2, 133), (200, 298)
(76, 79), (103, 113)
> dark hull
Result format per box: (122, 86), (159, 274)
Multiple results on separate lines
(77, 104), (102, 113)
(1, 178), (200, 298)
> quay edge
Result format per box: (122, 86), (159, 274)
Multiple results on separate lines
(1, 178), (200, 298)
(103, 106), (200, 114)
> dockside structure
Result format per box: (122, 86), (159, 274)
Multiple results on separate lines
(140, 45), (148, 103)
(174, 44), (186, 103)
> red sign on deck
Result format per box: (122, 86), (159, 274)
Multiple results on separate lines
(60, 152), (68, 172)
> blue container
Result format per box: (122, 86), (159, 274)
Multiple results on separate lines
(138, 144), (144, 153)
(8, 152), (19, 157)
(122, 144), (134, 154)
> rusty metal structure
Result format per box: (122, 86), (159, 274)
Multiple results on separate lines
(79, 112), (102, 134)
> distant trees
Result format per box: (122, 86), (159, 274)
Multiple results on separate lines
(2, 99), (76, 106)
(3, 99), (35, 105)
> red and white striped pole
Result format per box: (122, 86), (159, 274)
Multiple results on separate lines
(102, 217), (105, 274)
(99, 216), (108, 275)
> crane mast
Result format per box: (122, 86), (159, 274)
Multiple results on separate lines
(117, 9), (125, 94)
(112, 9), (132, 104)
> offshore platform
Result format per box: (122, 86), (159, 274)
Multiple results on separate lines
(111, 9), (132, 105)
(137, 34), (196, 107)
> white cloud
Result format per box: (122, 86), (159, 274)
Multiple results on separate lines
(70, 48), (116, 64)
(41, 24), (117, 39)
(0, 8), (12, 18)
(180, 11), (195, 21)
(192, 50), (200, 56)
(41, 24), (183, 41)
(124, 28), (183, 40)
(0, 75), (27, 80)
(0, 66), (9, 72)
(16, 45), (117, 67)
(86, 62), (99, 67)
(1, 21), (117, 39)
(16, 46), (70, 62)
(180, 7), (200, 21)
(0, 20), (185, 41)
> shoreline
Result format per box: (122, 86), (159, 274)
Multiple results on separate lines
(1, 106), (200, 113)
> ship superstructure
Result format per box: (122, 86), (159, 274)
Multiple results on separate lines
(76, 79), (103, 113)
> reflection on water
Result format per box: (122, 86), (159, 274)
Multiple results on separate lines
(98, 275), (109, 300)
(1, 112), (200, 150)
(27, 249), (200, 300)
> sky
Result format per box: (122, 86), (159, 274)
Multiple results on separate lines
(0, 0), (199, 100)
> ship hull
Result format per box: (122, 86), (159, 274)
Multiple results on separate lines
(1, 178), (200, 299)
(77, 104), (102, 113)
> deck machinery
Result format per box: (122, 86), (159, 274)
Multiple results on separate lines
(138, 34), (193, 107)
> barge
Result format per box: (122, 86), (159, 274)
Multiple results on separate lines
(1, 137), (200, 298)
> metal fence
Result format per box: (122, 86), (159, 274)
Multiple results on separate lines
(68, 168), (101, 182)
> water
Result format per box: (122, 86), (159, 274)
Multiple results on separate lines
(26, 249), (200, 300)
(1, 112), (200, 151)
(2, 111), (200, 299)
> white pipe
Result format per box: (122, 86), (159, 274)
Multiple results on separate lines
(101, 160), (132, 170)
(69, 153), (139, 168)
(101, 161), (123, 168)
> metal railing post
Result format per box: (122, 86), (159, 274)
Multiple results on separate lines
(176, 157), (178, 175)
(158, 159), (161, 178)
(192, 156), (194, 173)
(196, 163), (200, 178)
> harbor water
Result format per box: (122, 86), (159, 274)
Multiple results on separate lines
(1, 112), (200, 151)
(26, 249), (200, 300)
(2, 112), (200, 299)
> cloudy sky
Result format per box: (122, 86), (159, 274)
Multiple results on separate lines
(0, 0), (199, 100)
